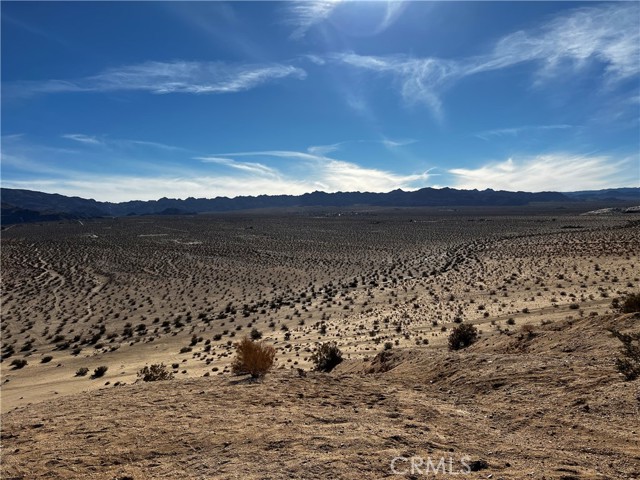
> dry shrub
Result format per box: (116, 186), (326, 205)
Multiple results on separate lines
(520, 324), (537, 338)
(232, 337), (276, 378)
(311, 342), (343, 372)
(10, 359), (27, 369)
(138, 363), (174, 382)
(609, 329), (640, 381)
(612, 293), (640, 314)
(448, 323), (478, 351)
(91, 365), (108, 379)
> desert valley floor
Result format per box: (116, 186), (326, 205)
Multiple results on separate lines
(1, 206), (639, 479)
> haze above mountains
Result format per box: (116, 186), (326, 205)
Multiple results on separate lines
(1, 187), (639, 224)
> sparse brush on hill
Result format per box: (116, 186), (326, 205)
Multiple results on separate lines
(311, 342), (343, 372)
(612, 292), (640, 314)
(10, 358), (27, 369)
(231, 337), (275, 378)
(448, 323), (478, 351)
(91, 365), (108, 379)
(138, 363), (174, 382)
(609, 329), (640, 381)
(250, 328), (263, 340)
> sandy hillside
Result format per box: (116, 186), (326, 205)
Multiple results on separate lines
(2, 212), (638, 414)
(2, 313), (639, 479)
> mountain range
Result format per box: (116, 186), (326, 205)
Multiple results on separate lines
(1, 187), (639, 224)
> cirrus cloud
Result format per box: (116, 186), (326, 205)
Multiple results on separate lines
(330, 3), (640, 118)
(449, 154), (637, 192)
(6, 61), (307, 99)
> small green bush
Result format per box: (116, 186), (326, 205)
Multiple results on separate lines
(76, 367), (89, 377)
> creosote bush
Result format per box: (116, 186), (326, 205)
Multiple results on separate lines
(91, 365), (108, 378)
(231, 337), (275, 378)
(311, 342), (343, 372)
(448, 323), (478, 351)
(138, 363), (174, 382)
(612, 293), (640, 314)
(75, 367), (89, 377)
(609, 329), (640, 381)
(10, 358), (27, 369)
(250, 328), (263, 340)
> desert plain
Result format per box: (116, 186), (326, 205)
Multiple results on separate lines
(1, 205), (639, 479)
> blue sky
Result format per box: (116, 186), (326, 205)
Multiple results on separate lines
(2, 1), (639, 202)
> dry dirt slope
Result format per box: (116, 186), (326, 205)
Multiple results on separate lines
(2, 314), (639, 480)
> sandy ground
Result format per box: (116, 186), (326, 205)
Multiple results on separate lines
(2, 313), (639, 479)
(2, 211), (638, 413)
(1, 208), (639, 478)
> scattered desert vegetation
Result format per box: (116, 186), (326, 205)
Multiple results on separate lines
(1, 207), (639, 478)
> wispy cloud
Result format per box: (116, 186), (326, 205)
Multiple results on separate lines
(381, 137), (416, 149)
(3, 135), (432, 201)
(307, 142), (345, 156)
(1, 150), (82, 178)
(307, 137), (415, 155)
(60, 134), (192, 152)
(2, 154), (430, 202)
(6, 61), (307, 99)
(209, 149), (431, 193)
(331, 3), (639, 117)
(286, 1), (407, 40)
(1, 135), (187, 179)
(331, 52), (456, 119)
(287, 1), (342, 40)
(311, 157), (429, 192)
(1, 176), (314, 203)
(61, 134), (104, 145)
(374, 1), (408, 34)
(475, 124), (573, 141)
(1, 133), (25, 142)
(116, 139), (192, 152)
(2, 13), (70, 46)
(197, 156), (279, 177)
(449, 154), (637, 192)
(164, 3), (265, 62)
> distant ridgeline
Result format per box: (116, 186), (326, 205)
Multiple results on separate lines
(1, 187), (639, 224)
